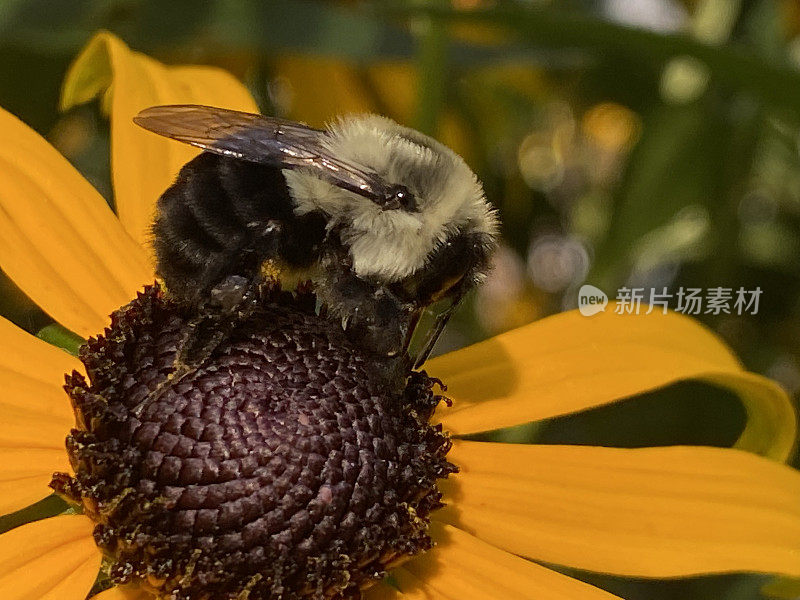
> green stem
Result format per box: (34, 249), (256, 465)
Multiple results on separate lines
(413, 3), (449, 135)
(36, 323), (85, 357)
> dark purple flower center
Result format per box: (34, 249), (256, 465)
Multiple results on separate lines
(52, 284), (455, 600)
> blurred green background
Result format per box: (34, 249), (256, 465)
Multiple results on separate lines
(0, 0), (799, 598)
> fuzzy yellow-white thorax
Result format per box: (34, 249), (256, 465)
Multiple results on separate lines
(284, 114), (498, 283)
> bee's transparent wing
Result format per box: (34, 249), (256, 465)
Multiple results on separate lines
(133, 104), (392, 203)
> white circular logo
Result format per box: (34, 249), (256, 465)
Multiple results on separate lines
(578, 285), (608, 316)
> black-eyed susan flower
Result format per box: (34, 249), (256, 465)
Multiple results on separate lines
(0, 31), (799, 600)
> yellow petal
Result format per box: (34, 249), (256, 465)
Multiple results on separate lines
(0, 106), (152, 337)
(437, 440), (800, 578)
(0, 515), (100, 600)
(90, 586), (151, 600)
(0, 450), (70, 517)
(62, 31), (259, 249)
(701, 371), (795, 461)
(428, 308), (796, 460)
(363, 582), (409, 600)
(0, 316), (78, 514)
(393, 522), (621, 599)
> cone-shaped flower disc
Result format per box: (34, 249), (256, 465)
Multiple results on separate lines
(53, 284), (455, 600)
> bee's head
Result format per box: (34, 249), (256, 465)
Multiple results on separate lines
(284, 114), (499, 294)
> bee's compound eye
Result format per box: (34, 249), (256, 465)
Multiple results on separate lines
(386, 185), (417, 211)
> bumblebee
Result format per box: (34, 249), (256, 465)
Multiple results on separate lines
(135, 105), (498, 366)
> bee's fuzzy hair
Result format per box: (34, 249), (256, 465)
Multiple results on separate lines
(284, 114), (498, 282)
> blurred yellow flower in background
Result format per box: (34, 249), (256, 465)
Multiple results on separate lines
(0, 31), (798, 600)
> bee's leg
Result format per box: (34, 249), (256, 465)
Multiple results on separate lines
(175, 221), (287, 368)
(176, 273), (263, 370)
(135, 221), (296, 418)
(132, 277), (261, 419)
(208, 274), (253, 313)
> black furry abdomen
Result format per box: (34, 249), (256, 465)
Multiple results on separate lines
(153, 153), (325, 305)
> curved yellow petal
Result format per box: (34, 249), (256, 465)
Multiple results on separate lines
(0, 316), (78, 514)
(0, 515), (100, 600)
(90, 585), (151, 600)
(429, 308), (796, 460)
(701, 371), (795, 461)
(393, 522), (621, 600)
(0, 106), (152, 337)
(437, 440), (800, 578)
(62, 31), (259, 249)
